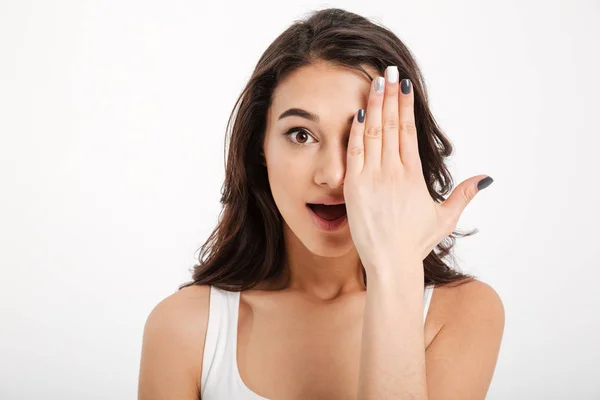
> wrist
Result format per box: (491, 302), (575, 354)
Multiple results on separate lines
(364, 257), (424, 283)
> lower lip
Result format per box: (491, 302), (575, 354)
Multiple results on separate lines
(306, 205), (348, 231)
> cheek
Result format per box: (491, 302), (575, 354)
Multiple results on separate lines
(267, 155), (311, 213)
(268, 148), (309, 182)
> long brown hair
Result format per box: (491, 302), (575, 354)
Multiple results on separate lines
(179, 8), (477, 292)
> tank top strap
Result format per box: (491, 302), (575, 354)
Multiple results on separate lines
(201, 284), (435, 398)
(424, 284), (435, 323)
(201, 285), (239, 399)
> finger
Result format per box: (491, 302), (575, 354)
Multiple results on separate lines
(346, 108), (366, 177)
(440, 175), (493, 228)
(381, 65), (401, 169)
(398, 78), (421, 173)
(363, 76), (385, 171)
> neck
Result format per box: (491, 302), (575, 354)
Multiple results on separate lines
(258, 223), (366, 301)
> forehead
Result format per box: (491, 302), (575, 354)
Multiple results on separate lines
(269, 62), (379, 122)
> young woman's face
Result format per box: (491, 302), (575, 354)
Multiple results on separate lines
(263, 62), (378, 256)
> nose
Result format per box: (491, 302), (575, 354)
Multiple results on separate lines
(314, 144), (347, 189)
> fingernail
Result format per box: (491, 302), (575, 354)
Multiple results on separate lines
(386, 66), (399, 84)
(401, 79), (412, 95)
(358, 109), (365, 123)
(477, 176), (494, 191)
(375, 77), (385, 94)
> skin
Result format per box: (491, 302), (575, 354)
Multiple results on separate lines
(137, 61), (505, 400)
(258, 61), (375, 298)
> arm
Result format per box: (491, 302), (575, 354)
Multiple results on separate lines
(357, 260), (428, 399)
(138, 285), (211, 400)
(357, 263), (505, 400)
(347, 63), (501, 399)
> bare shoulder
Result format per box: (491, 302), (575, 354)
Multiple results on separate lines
(138, 284), (212, 400)
(425, 279), (505, 399)
(431, 278), (504, 322)
(452, 278), (504, 320)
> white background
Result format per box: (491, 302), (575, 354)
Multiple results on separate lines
(1, 0), (599, 399)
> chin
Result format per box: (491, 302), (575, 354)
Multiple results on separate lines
(301, 225), (354, 257)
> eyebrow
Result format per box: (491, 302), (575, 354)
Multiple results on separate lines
(277, 107), (355, 125)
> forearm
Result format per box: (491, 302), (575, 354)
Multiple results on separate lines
(357, 261), (428, 400)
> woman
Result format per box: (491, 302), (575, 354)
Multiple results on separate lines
(138, 8), (504, 400)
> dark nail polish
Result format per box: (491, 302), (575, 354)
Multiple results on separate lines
(477, 176), (494, 191)
(358, 109), (365, 123)
(401, 79), (412, 95)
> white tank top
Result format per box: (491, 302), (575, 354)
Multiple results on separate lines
(200, 284), (435, 399)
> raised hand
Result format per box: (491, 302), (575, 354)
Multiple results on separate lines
(343, 65), (493, 275)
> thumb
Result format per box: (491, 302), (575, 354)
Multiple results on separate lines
(440, 175), (494, 225)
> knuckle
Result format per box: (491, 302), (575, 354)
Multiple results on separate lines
(349, 146), (363, 156)
(399, 121), (416, 135)
(365, 126), (383, 138)
(462, 186), (475, 203)
(384, 118), (398, 131)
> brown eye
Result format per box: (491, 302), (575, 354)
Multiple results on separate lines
(295, 130), (309, 144)
(283, 127), (316, 146)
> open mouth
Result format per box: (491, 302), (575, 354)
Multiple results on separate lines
(306, 203), (347, 221)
